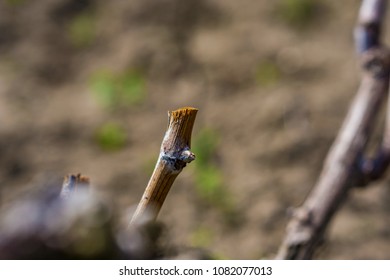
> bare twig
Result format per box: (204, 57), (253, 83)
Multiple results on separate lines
(130, 107), (198, 226)
(276, 0), (390, 259)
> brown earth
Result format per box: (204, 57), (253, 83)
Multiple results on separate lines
(0, 0), (389, 259)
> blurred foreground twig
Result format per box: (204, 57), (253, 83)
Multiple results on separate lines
(60, 174), (90, 200)
(276, 0), (390, 259)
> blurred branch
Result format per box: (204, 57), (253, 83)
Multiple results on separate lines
(130, 107), (198, 226)
(276, 0), (390, 259)
(358, 0), (390, 181)
(355, 0), (386, 53)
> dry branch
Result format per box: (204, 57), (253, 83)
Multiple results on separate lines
(130, 107), (198, 226)
(276, 0), (390, 259)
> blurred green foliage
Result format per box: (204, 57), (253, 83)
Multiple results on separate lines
(5, 0), (25, 6)
(195, 165), (223, 199)
(67, 12), (96, 48)
(190, 227), (228, 260)
(70, 227), (107, 257)
(90, 69), (146, 110)
(193, 128), (219, 166)
(191, 226), (214, 248)
(276, 0), (318, 28)
(192, 129), (236, 220)
(256, 60), (281, 87)
(192, 128), (220, 192)
(95, 122), (127, 151)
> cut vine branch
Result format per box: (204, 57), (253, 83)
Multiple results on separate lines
(130, 107), (198, 226)
(276, 0), (390, 259)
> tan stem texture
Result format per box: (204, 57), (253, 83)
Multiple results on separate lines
(130, 107), (198, 225)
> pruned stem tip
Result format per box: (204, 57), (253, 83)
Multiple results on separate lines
(130, 107), (198, 225)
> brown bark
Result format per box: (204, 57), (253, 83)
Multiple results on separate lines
(130, 107), (198, 226)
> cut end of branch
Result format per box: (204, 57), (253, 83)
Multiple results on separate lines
(167, 107), (198, 148)
(169, 106), (198, 115)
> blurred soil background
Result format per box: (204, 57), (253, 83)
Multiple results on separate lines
(0, 0), (389, 259)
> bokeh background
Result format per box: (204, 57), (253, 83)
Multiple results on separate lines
(0, 0), (389, 259)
